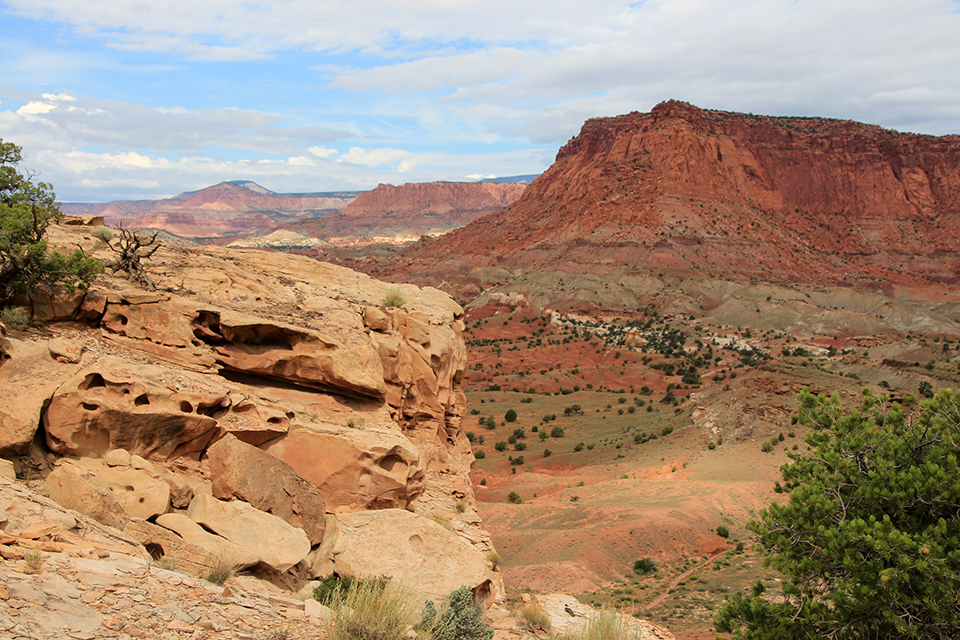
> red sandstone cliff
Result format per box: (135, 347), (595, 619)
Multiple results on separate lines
(284, 181), (527, 242)
(381, 101), (960, 288)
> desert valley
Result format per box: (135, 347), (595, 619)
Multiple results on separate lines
(2, 101), (960, 640)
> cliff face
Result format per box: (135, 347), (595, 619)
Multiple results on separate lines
(62, 181), (360, 238)
(385, 101), (960, 287)
(285, 181), (527, 244)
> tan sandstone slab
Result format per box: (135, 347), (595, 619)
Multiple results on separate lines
(186, 493), (310, 572)
(331, 508), (495, 605)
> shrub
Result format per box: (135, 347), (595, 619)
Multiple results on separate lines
(513, 442), (527, 451)
(382, 286), (406, 308)
(716, 525), (730, 538)
(550, 426), (565, 438)
(1, 306), (29, 330)
(574, 442), (584, 452)
(505, 409), (517, 422)
(494, 441), (506, 452)
(633, 558), (657, 574)
(543, 449), (552, 457)
(661, 426), (673, 436)
(0, 139), (102, 306)
(474, 450), (485, 459)
(507, 491), (522, 504)
(420, 585), (493, 640)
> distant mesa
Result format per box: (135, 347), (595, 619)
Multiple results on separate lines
(281, 180), (528, 246)
(62, 178), (531, 245)
(61, 181), (364, 239)
(380, 100), (960, 292)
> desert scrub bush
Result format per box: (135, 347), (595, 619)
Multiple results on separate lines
(474, 450), (485, 459)
(330, 576), (417, 640)
(382, 286), (406, 308)
(507, 491), (522, 504)
(716, 525), (730, 538)
(633, 558), (657, 574)
(420, 585), (493, 640)
(90, 226), (114, 243)
(1, 306), (29, 330)
(486, 552), (501, 570)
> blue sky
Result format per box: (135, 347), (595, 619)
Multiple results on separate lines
(1, 0), (959, 202)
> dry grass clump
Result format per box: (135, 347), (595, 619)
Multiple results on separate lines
(560, 609), (643, 640)
(329, 578), (419, 640)
(520, 602), (551, 630)
(205, 552), (238, 586)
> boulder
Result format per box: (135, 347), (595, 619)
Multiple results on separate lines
(186, 493), (310, 572)
(0, 339), (83, 455)
(45, 465), (128, 528)
(154, 513), (258, 569)
(124, 519), (216, 578)
(43, 356), (229, 460)
(207, 434), (326, 545)
(45, 459), (169, 522)
(262, 424), (423, 510)
(103, 448), (132, 467)
(330, 509), (496, 605)
(200, 309), (387, 400)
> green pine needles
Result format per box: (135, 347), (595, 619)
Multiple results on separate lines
(0, 139), (101, 306)
(715, 387), (960, 640)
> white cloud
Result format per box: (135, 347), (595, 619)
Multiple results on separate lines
(17, 101), (56, 116)
(308, 146), (338, 158)
(3, 0), (960, 201)
(41, 93), (76, 102)
(338, 146), (412, 169)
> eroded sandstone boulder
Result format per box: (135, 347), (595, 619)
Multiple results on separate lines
(154, 512), (258, 569)
(262, 423), (423, 511)
(0, 338), (84, 455)
(45, 464), (128, 528)
(207, 434), (326, 545)
(43, 357), (229, 460)
(328, 509), (497, 605)
(186, 493), (310, 572)
(198, 308), (387, 400)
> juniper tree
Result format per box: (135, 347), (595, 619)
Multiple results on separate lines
(715, 387), (960, 639)
(0, 139), (101, 306)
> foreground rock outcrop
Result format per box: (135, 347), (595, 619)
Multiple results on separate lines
(0, 219), (501, 605)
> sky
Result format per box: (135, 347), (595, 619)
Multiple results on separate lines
(1, 0), (959, 203)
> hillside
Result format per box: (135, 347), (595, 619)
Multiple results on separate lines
(62, 181), (361, 238)
(377, 101), (959, 285)
(282, 181), (527, 245)
(362, 101), (960, 340)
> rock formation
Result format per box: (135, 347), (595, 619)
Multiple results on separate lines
(376, 101), (960, 319)
(0, 218), (503, 606)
